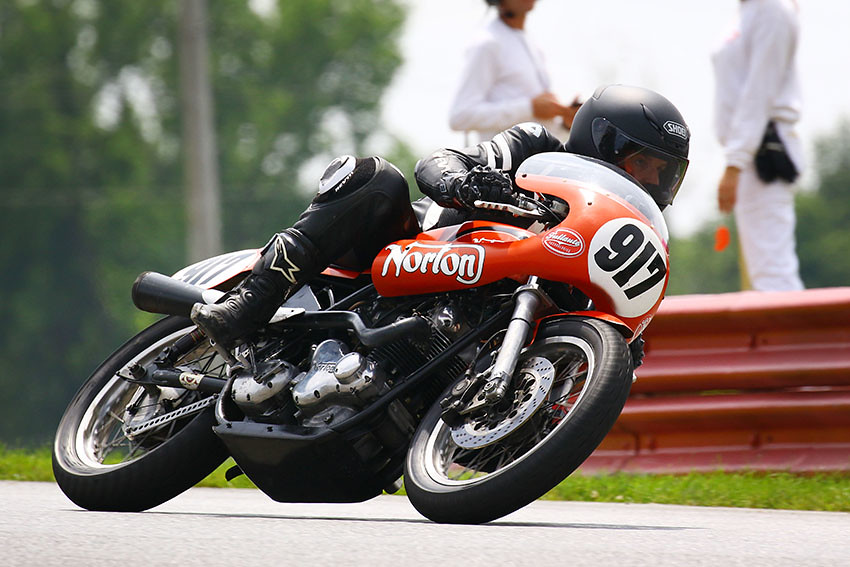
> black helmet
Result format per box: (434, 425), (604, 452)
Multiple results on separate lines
(565, 84), (690, 209)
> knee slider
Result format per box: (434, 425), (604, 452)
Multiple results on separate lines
(315, 155), (376, 202)
(314, 155), (408, 203)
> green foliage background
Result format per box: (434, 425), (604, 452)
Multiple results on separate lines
(0, 0), (848, 448)
(0, 0), (411, 444)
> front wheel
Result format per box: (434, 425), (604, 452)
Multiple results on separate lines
(53, 316), (229, 511)
(404, 317), (633, 524)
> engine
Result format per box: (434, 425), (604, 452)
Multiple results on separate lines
(290, 339), (389, 427)
(229, 296), (476, 428)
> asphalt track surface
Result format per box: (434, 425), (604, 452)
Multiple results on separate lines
(3, 481), (848, 566)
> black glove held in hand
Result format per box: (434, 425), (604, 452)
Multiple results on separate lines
(445, 166), (515, 210)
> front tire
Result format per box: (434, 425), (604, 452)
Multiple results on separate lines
(404, 317), (633, 524)
(53, 316), (228, 511)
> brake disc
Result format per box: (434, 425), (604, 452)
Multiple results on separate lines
(450, 356), (554, 449)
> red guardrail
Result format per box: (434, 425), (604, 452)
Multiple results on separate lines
(582, 287), (850, 473)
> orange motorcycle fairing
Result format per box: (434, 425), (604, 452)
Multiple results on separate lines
(372, 179), (668, 338)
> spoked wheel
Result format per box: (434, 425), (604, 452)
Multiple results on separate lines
(53, 316), (228, 511)
(405, 317), (633, 524)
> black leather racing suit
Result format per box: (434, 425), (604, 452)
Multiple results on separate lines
(296, 122), (565, 271)
(412, 122), (565, 229)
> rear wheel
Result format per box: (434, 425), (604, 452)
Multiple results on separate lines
(404, 317), (633, 524)
(52, 316), (228, 511)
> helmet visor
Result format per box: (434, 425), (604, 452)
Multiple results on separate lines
(591, 117), (689, 208)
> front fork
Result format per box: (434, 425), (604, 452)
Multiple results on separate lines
(482, 276), (553, 403)
(440, 276), (556, 424)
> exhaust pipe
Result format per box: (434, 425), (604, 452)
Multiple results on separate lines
(132, 271), (225, 318)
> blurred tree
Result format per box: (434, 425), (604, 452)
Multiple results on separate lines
(0, 0), (409, 445)
(795, 121), (850, 288)
(207, 0), (409, 245)
(666, 222), (742, 296)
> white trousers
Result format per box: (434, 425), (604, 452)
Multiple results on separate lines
(733, 164), (804, 291)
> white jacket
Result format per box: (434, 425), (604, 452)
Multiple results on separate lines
(449, 18), (555, 142)
(712, 0), (804, 172)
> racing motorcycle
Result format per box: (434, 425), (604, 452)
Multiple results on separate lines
(53, 152), (670, 524)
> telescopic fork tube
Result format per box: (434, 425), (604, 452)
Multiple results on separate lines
(482, 276), (550, 403)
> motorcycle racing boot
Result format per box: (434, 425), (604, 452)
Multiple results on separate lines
(190, 228), (322, 349)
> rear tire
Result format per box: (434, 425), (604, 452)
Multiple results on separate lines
(404, 317), (632, 524)
(53, 316), (228, 511)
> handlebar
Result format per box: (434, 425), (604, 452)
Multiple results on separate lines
(473, 193), (567, 224)
(472, 199), (541, 218)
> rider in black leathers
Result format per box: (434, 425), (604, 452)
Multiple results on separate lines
(191, 85), (690, 348)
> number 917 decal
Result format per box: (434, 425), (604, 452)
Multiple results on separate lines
(588, 218), (668, 318)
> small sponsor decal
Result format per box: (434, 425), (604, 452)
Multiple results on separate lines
(381, 243), (485, 285)
(542, 228), (585, 258)
(663, 121), (688, 140)
(634, 315), (653, 337)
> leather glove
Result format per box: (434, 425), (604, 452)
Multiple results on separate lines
(443, 166), (515, 210)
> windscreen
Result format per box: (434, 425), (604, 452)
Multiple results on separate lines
(516, 152), (669, 242)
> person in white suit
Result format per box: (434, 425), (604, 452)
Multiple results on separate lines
(714, 0), (805, 291)
(449, 0), (580, 143)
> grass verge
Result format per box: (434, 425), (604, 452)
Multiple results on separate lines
(542, 470), (850, 512)
(0, 445), (53, 482)
(5, 445), (849, 512)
